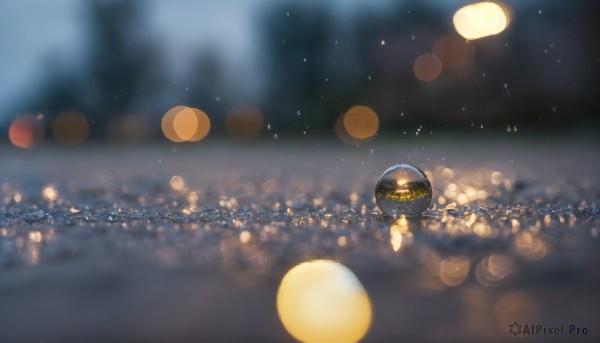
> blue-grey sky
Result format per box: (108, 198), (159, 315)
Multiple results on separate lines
(0, 0), (396, 121)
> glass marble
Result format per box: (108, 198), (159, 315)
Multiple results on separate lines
(375, 163), (432, 217)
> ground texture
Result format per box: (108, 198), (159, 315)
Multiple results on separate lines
(0, 136), (599, 342)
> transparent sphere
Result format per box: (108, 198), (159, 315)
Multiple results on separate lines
(375, 163), (432, 217)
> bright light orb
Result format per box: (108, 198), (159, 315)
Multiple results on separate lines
(453, 2), (509, 40)
(277, 260), (372, 343)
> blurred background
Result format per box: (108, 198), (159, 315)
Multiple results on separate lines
(0, 0), (599, 147)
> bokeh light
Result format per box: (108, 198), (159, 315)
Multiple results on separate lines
(439, 256), (470, 287)
(453, 2), (510, 40)
(173, 108), (199, 141)
(225, 104), (264, 141)
(161, 106), (211, 143)
(413, 54), (443, 82)
(186, 108), (211, 142)
(107, 115), (151, 143)
(277, 260), (372, 343)
(52, 111), (90, 145)
(433, 34), (472, 70)
(161, 106), (186, 143)
(475, 254), (515, 286)
(42, 185), (59, 202)
(336, 105), (379, 144)
(8, 114), (44, 149)
(169, 175), (186, 192)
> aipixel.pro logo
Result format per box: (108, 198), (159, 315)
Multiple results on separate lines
(509, 322), (589, 336)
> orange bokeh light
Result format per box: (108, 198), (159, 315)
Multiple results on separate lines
(161, 106), (186, 142)
(413, 54), (443, 82)
(8, 114), (44, 149)
(338, 105), (379, 144)
(52, 111), (90, 145)
(433, 34), (472, 71)
(225, 104), (264, 141)
(161, 106), (210, 143)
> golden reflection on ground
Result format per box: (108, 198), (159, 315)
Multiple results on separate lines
(476, 255), (515, 286)
(494, 291), (540, 332)
(390, 216), (413, 252)
(514, 232), (547, 260)
(277, 260), (372, 343)
(439, 256), (470, 287)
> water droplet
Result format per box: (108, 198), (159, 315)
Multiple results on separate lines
(380, 40), (386, 46)
(411, 35), (416, 40)
(375, 164), (432, 217)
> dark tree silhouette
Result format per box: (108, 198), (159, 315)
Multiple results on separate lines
(84, 0), (164, 136)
